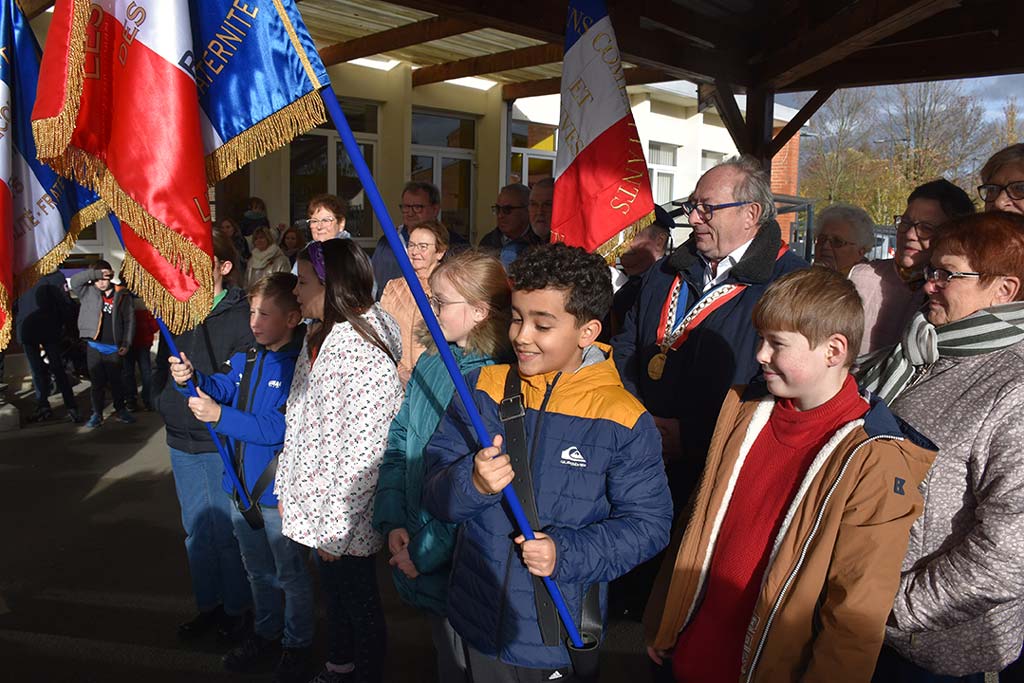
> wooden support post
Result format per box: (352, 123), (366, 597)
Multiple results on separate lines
(746, 86), (775, 174)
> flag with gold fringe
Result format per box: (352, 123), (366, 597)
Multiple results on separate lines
(552, 0), (655, 261)
(31, 0), (329, 333)
(0, 0), (103, 351)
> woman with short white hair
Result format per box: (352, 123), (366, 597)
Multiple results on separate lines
(813, 203), (875, 275)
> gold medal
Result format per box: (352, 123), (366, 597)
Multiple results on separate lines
(647, 352), (667, 381)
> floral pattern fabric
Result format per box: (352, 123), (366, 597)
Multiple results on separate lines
(276, 304), (404, 557)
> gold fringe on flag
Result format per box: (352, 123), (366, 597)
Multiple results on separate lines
(121, 252), (212, 334)
(205, 90), (326, 183)
(595, 209), (656, 264)
(30, 0), (90, 160)
(13, 199), (108, 296)
(0, 281), (11, 351)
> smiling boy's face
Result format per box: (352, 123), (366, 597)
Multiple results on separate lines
(509, 288), (599, 377)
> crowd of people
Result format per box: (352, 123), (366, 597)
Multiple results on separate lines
(9, 140), (1024, 683)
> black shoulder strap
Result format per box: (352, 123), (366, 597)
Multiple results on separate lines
(500, 366), (562, 647)
(232, 347), (265, 530)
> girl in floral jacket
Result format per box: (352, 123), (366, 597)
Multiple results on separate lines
(276, 239), (403, 683)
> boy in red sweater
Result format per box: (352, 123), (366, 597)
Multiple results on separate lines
(643, 267), (936, 683)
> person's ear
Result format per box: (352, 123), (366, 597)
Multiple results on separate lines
(745, 201), (763, 229)
(994, 275), (1021, 304)
(825, 333), (849, 368)
(471, 304), (487, 324)
(577, 318), (602, 348)
(218, 259), (234, 277)
(286, 309), (302, 328)
(337, 215), (346, 230)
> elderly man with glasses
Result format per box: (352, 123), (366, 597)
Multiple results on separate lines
(849, 179), (974, 355)
(478, 183), (542, 269)
(611, 156), (807, 516)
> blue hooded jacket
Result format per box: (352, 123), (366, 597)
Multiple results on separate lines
(176, 326), (304, 506)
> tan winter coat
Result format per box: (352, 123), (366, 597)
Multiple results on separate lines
(644, 385), (936, 683)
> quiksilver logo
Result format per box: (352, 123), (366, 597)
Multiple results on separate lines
(560, 446), (587, 468)
(268, 380), (282, 389)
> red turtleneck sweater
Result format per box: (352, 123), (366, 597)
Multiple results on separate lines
(673, 375), (868, 683)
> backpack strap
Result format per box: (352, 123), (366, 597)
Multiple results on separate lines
(500, 366), (563, 647)
(232, 347), (265, 530)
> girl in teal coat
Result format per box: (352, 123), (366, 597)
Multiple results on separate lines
(373, 250), (511, 682)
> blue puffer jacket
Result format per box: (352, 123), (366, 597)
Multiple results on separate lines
(176, 326), (304, 506)
(423, 345), (673, 669)
(373, 345), (495, 616)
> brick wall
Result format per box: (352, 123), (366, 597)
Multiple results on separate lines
(770, 129), (800, 238)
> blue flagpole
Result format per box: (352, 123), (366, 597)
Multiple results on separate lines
(319, 86), (585, 649)
(106, 214), (250, 507)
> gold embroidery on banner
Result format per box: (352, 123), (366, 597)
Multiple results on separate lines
(594, 209), (655, 263)
(271, 0), (321, 88)
(0, 280), (11, 350)
(14, 199), (107, 296)
(31, 0), (91, 159)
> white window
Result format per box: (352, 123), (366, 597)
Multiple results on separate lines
(510, 120), (557, 188)
(648, 142), (680, 205)
(701, 150), (726, 172)
(411, 111), (477, 241)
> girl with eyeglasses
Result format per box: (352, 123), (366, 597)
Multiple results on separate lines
(374, 249), (511, 683)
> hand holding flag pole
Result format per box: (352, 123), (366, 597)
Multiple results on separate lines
(320, 86), (589, 652)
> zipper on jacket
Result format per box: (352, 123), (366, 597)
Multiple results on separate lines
(744, 434), (903, 682)
(493, 371), (561, 652)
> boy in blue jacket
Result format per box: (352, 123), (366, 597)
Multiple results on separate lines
(423, 243), (673, 681)
(169, 272), (313, 683)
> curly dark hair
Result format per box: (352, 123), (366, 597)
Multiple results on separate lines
(508, 243), (612, 324)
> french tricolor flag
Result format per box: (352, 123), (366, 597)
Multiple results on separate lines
(0, 0), (103, 350)
(552, 0), (655, 259)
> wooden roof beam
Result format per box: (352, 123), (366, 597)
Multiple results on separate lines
(501, 67), (672, 100)
(412, 43), (563, 87)
(387, 0), (752, 85)
(19, 0), (55, 18)
(758, 0), (960, 90)
(780, 28), (1024, 92)
(768, 88), (834, 158)
(711, 80), (751, 155)
(319, 16), (479, 67)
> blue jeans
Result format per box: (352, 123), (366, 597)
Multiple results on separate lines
(169, 448), (251, 615)
(230, 504), (314, 648)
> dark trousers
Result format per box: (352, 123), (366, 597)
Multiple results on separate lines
(317, 554), (386, 683)
(24, 341), (76, 410)
(86, 345), (126, 415)
(872, 645), (985, 683)
(464, 646), (571, 683)
(122, 346), (153, 408)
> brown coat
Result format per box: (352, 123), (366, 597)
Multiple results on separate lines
(643, 385), (935, 683)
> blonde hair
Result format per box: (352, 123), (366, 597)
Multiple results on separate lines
(418, 249), (511, 359)
(752, 267), (864, 367)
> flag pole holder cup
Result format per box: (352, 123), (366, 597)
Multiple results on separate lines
(566, 631), (600, 682)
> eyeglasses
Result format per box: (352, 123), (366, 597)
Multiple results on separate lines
(306, 217), (337, 228)
(529, 200), (553, 211)
(680, 200), (753, 222)
(978, 181), (1024, 203)
(894, 215), (936, 239)
(491, 204), (526, 215)
(399, 203), (428, 213)
(428, 296), (467, 315)
(408, 241), (436, 254)
(924, 264), (985, 287)
(814, 234), (857, 249)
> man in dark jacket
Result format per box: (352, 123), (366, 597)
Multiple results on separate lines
(16, 270), (80, 423)
(153, 232), (253, 641)
(71, 260), (135, 428)
(478, 183), (542, 269)
(611, 156), (808, 509)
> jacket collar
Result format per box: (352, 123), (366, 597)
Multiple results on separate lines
(667, 219), (784, 285)
(517, 342), (622, 393)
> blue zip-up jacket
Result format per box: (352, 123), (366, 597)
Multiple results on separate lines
(373, 345), (495, 616)
(423, 344), (673, 669)
(176, 326), (304, 506)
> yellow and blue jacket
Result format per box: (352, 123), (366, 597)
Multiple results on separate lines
(423, 343), (673, 669)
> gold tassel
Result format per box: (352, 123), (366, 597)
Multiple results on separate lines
(31, 0), (91, 160)
(121, 253), (213, 334)
(596, 209), (656, 263)
(0, 281), (11, 351)
(205, 91), (327, 183)
(14, 199), (108, 296)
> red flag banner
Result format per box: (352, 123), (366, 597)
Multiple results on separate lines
(552, 0), (655, 260)
(32, 0), (213, 333)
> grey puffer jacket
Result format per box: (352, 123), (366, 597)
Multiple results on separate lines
(885, 341), (1024, 675)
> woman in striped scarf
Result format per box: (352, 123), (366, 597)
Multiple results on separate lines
(858, 211), (1024, 682)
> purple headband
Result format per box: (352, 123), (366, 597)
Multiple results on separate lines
(307, 241), (327, 283)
